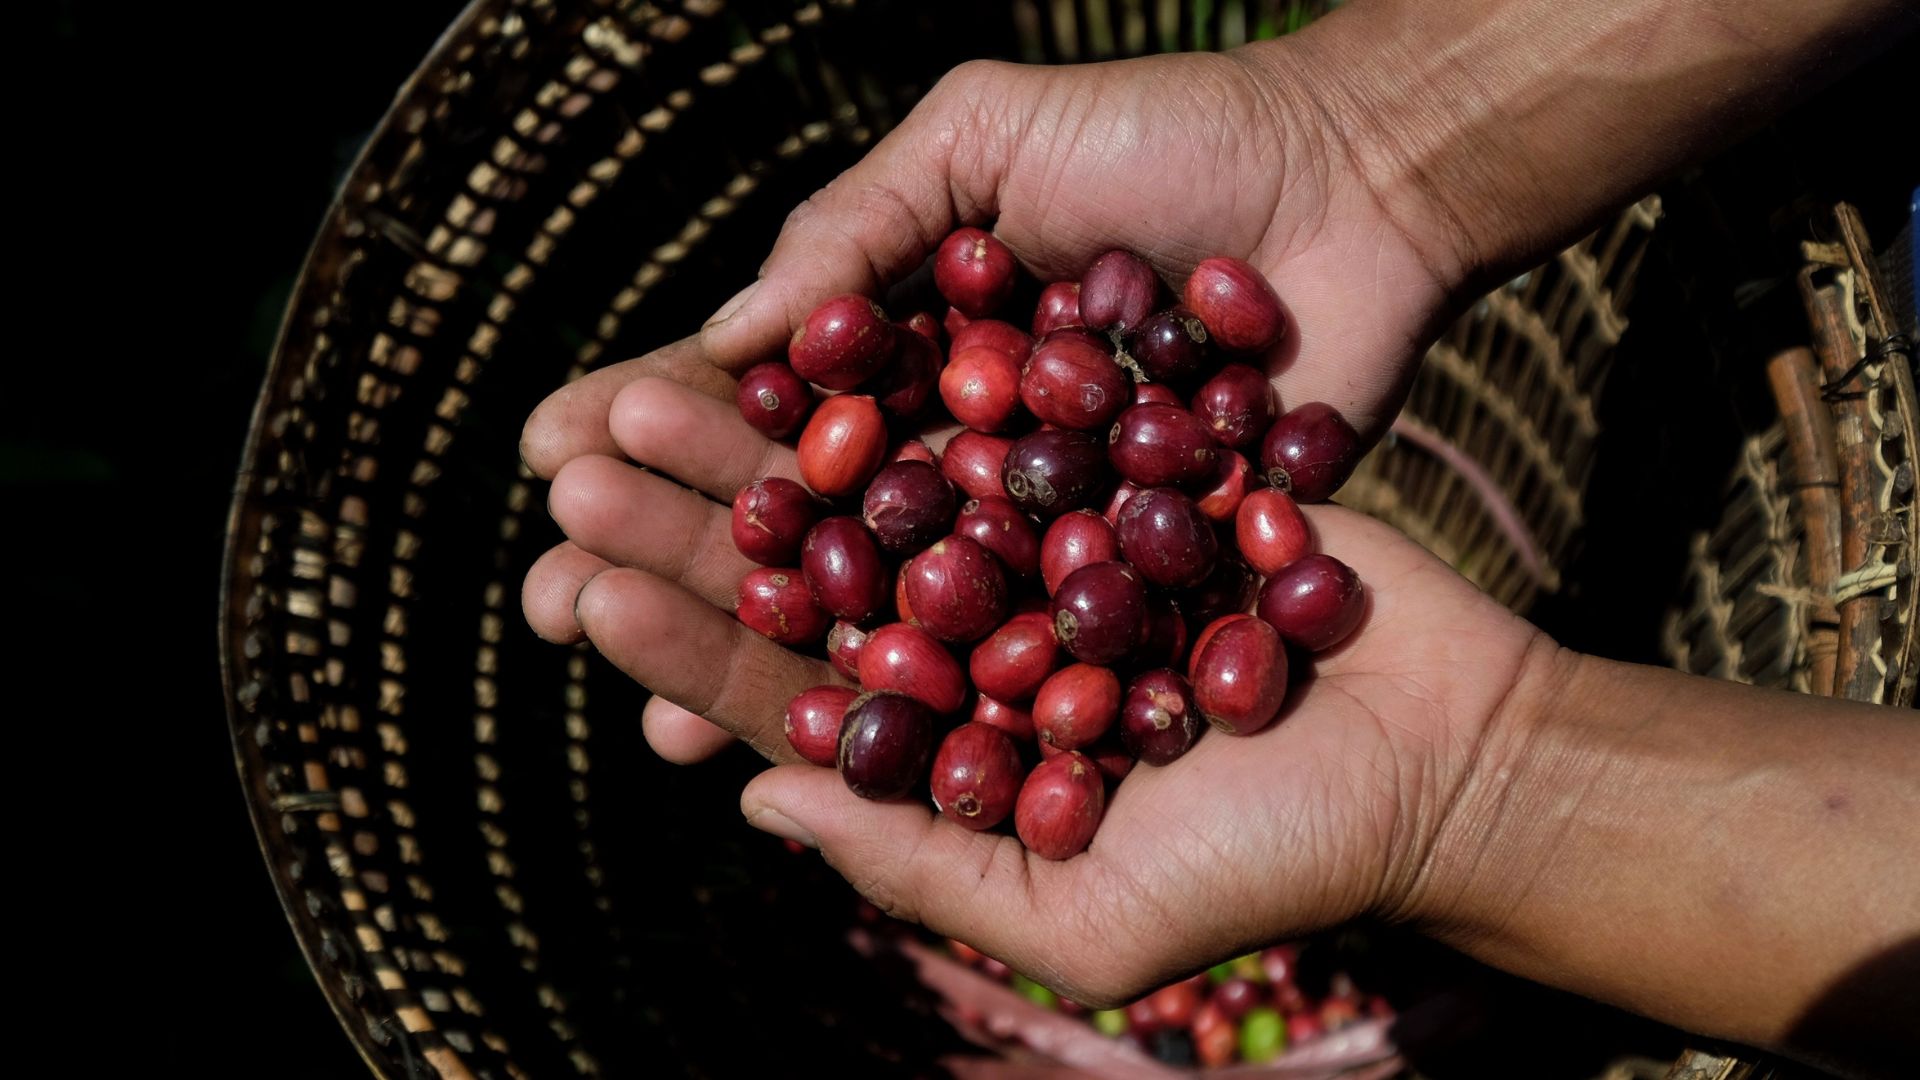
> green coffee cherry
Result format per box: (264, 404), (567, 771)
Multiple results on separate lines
(1010, 974), (1057, 1009)
(1092, 1009), (1128, 1037)
(1239, 1006), (1288, 1063)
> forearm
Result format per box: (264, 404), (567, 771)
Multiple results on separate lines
(1258, 0), (1918, 290)
(1415, 647), (1920, 1072)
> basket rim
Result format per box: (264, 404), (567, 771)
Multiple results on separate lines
(217, 1), (502, 1074)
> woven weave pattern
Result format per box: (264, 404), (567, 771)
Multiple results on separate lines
(1662, 427), (1815, 689)
(1663, 207), (1918, 706)
(222, 2), (1657, 1076)
(1344, 199), (1661, 611)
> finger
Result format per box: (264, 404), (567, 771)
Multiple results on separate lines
(700, 61), (1026, 368)
(547, 453), (755, 607)
(521, 540), (612, 644)
(641, 696), (737, 765)
(573, 566), (830, 762)
(609, 376), (803, 501)
(520, 337), (738, 480)
(740, 765), (1108, 992)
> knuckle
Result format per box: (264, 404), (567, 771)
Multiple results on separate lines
(608, 375), (674, 459)
(699, 620), (755, 718)
(849, 829), (938, 925)
(703, 621), (795, 758)
(781, 194), (822, 233)
(676, 501), (731, 591)
(662, 511), (709, 586)
(939, 59), (1008, 98)
(851, 866), (917, 924)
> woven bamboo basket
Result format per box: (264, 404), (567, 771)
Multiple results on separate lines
(1663, 204), (1917, 706)
(1653, 204), (1916, 1080)
(220, 2), (1689, 1076)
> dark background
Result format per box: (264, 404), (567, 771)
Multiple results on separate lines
(22, 2), (469, 1074)
(13, 1), (1912, 1076)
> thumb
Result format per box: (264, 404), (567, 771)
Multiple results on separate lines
(700, 61), (1022, 369)
(742, 763), (1123, 999)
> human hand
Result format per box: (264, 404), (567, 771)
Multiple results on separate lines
(683, 46), (1458, 442)
(737, 502), (1549, 1005)
(526, 356), (1547, 1000)
(521, 41), (1466, 759)
(524, 383), (1920, 1050)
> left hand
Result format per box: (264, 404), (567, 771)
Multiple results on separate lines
(529, 373), (1548, 1004)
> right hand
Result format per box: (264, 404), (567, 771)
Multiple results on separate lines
(534, 367), (1553, 1006)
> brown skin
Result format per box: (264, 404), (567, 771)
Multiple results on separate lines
(1410, 651), (1920, 1072)
(1281, 0), (1920, 292)
(519, 0), (1920, 1071)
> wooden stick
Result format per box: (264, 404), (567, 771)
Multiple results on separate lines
(1799, 258), (1884, 701)
(1765, 346), (1843, 695)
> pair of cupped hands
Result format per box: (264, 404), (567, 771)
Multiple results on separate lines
(519, 52), (1551, 1007)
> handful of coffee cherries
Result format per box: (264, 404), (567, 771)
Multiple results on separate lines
(731, 229), (1365, 860)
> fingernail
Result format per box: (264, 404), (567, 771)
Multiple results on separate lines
(572, 569), (606, 629)
(706, 281), (761, 329)
(746, 806), (817, 849)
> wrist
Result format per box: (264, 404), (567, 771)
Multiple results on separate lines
(1232, 8), (1512, 303)
(1385, 641), (1920, 1059)
(1379, 630), (1582, 941)
(1227, 28), (1482, 304)
(1244, 0), (1917, 303)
